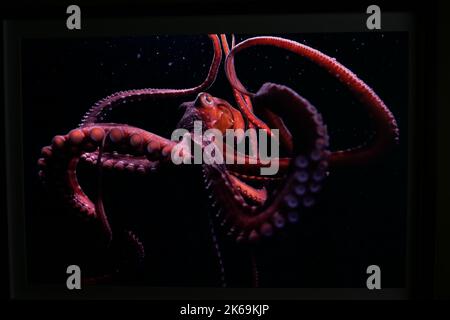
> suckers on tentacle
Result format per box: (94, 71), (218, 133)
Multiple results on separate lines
(198, 83), (330, 244)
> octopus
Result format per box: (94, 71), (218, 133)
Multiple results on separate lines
(36, 34), (399, 287)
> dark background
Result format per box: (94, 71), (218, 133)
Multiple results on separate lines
(21, 32), (409, 288)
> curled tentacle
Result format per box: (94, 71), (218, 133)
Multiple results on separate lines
(224, 36), (399, 167)
(38, 124), (176, 280)
(220, 34), (271, 135)
(80, 34), (222, 126)
(80, 152), (159, 174)
(228, 174), (267, 205)
(205, 83), (329, 243)
(38, 124), (176, 231)
(93, 131), (111, 242)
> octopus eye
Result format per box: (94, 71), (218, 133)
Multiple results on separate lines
(203, 94), (213, 105)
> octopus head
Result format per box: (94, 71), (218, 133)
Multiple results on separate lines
(193, 92), (245, 134)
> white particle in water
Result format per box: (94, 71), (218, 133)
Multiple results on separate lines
(168, 62), (173, 66)
(137, 53), (141, 59)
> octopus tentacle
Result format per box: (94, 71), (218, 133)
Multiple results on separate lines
(227, 35), (260, 157)
(256, 108), (293, 155)
(223, 147), (291, 177)
(81, 229), (145, 285)
(39, 124), (172, 283)
(224, 36), (399, 167)
(220, 34), (271, 136)
(80, 152), (159, 174)
(206, 83), (329, 243)
(227, 170), (283, 182)
(220, 34), (261, 159)
(93, 133), (111, 242)
(228, 174), (267, 205)
(80, 34), (222, 126)
(38, 124), (176, 228)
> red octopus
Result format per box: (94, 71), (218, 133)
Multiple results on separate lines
(37, 34), (399, 286)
